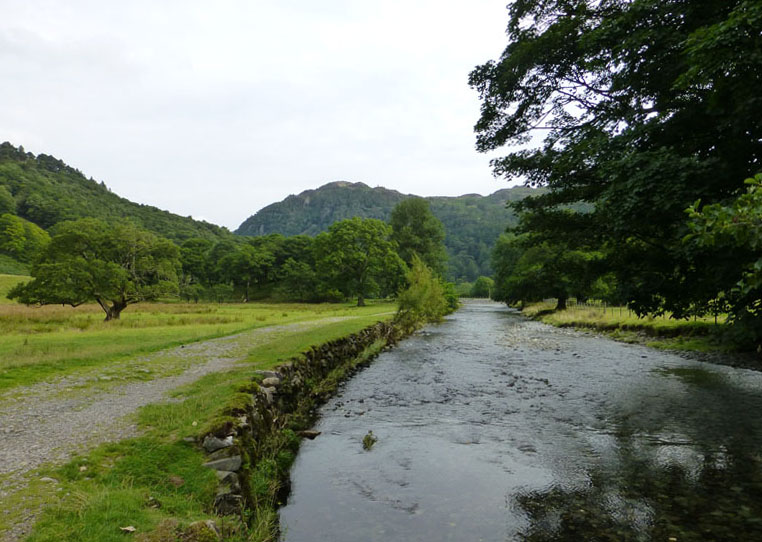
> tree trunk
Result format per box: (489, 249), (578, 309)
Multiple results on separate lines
(102, 299), (127, 321)
(357, 294), (366, 307)
(555, 295), (568, 311)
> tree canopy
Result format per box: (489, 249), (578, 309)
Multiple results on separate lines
(9, 219), (180, 320)
(314, 217), (405, 306)
(472, 0), (762, 333)
(390, 198), (447, 276)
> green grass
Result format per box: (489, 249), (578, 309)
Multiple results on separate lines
(0, 301), (395, 392)
(0, 273), (29, 304)
(523, 301), (726, 352)
(2, 305), (396, 542)
(0, 255), (29, 276)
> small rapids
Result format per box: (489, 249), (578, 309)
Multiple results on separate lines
(281, 301), (762, 541)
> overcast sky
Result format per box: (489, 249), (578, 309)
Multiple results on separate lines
(1, 1), (515, 230)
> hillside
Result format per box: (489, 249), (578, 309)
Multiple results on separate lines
(0, 142), (229, 245)
(236, 181), (538, 281)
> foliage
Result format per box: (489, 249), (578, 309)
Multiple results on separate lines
(396, 255), (450, 330)
(470, 0), (762, 324)
(9, 219), (180, 320)
(218, 244), (274, 302)
(0, 142), (229, 243)
(469, 276), (494, 298)
(686, 174), (762, 346)
(11, 304), (395, 542)
(235, 180), (540, 282)
(314, 217), (406, 306)
(390, 197), (447, 275)
(0, 185), (15, 214)
(0, 213), (49, 263)
(0, 255), (28, 276)
(491, 232), (604, 309)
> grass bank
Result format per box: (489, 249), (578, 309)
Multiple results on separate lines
(0, 301), (394, 393)
(0, 273), (29, 304)
(522, 301), (727, 353)
(1, 304), (397, 542)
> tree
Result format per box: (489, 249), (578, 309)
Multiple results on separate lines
(390, 198), (447, 276)
(686, 174), (762, 345)
(9, 219), (180, 320)
(0, 213), (50, 263)
(470, 0), (762, 317)
(218, 244), (274, 302)
(470, 276), (494, 298)
(0, 185), (15, 215)
(314, 217), (405, 306)
(396, 254), (449, 330)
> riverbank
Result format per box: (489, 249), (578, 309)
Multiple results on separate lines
(0, 302), (396, 542)
(521, 301), (762, 370)
(281, 301), (762, 541)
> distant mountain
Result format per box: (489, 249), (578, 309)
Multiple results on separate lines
(236, 181), (538, 282)
(0, 142), (229, 242)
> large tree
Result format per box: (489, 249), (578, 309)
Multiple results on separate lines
(9, 219), (180, 320)
(390, 198), (447, 276)
(314, 217), (405, 306)
(218, 244), (274, 302)
(470, 0), (762, 317)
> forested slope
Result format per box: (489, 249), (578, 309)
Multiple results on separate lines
(0, 142), (229, 243)
(235, 181), (538, 281)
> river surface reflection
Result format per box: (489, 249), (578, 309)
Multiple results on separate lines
(280, 301), (762, 541)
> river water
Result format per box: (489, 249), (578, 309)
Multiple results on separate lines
(280, 301), (762, 541)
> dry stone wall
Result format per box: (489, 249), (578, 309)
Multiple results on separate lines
(195, 320), (405, 523)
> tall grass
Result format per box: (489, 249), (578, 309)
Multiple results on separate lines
(0, 301), (395, 392)
(17, 310), (396, 542)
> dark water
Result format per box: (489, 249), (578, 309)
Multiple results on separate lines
(280, 301), (762, 541)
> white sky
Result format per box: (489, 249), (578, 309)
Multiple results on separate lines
(1, 1), (514, 230)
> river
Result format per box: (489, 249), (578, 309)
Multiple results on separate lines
(280, 301), (762, 541)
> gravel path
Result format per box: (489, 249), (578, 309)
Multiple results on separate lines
(0, 318), (348, 542)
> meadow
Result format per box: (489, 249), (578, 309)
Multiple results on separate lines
(522, 300), (726, 352)
(0, 291), (395, 392)
(0, 292), (397, 541)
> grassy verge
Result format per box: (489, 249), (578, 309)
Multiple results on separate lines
(0, 273), (29, 304)
(0, 301), (394, 393)
(5, 309), (395, 542)
(523, 301), (727, 353)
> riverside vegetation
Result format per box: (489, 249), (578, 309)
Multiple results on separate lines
(476, 0), (762, 352)
(0, 168), (455, 540)
(0, 260), (452, 541)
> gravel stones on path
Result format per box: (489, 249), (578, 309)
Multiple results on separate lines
(0, 317), (349, 542)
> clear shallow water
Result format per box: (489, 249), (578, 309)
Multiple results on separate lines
(280, 301), (762, 541)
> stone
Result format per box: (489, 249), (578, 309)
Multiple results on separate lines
(261, 387), (276, 404)
(202, 435), (234, 453)
(39, 477), (58, 483)
(262, 377), (281, 387)
(188, 520), (221, 541)
(203, 455), (242, 472)
(206, 447), (237, 461)
(298, 430), (321, 440)
(254, 370), (282, 380)
(214, 490), (244, 516)
(215, 471), (240, 492)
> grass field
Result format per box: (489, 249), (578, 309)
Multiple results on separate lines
(0, 300), (397, 541)
(0, 273), (28, 304)
(523, 301), (726, 352)
(0, 300), (395, 393)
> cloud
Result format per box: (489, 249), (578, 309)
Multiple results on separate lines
(0, 0), (513, 229)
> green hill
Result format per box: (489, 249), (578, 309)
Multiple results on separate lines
(235, 181), (537, 282)
(0, 142), (230, 245)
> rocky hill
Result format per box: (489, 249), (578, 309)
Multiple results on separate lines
(0, 142), (231, 274)
(236, 181), (537, 282)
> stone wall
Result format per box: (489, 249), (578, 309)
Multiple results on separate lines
(194, 320), (405, 531)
